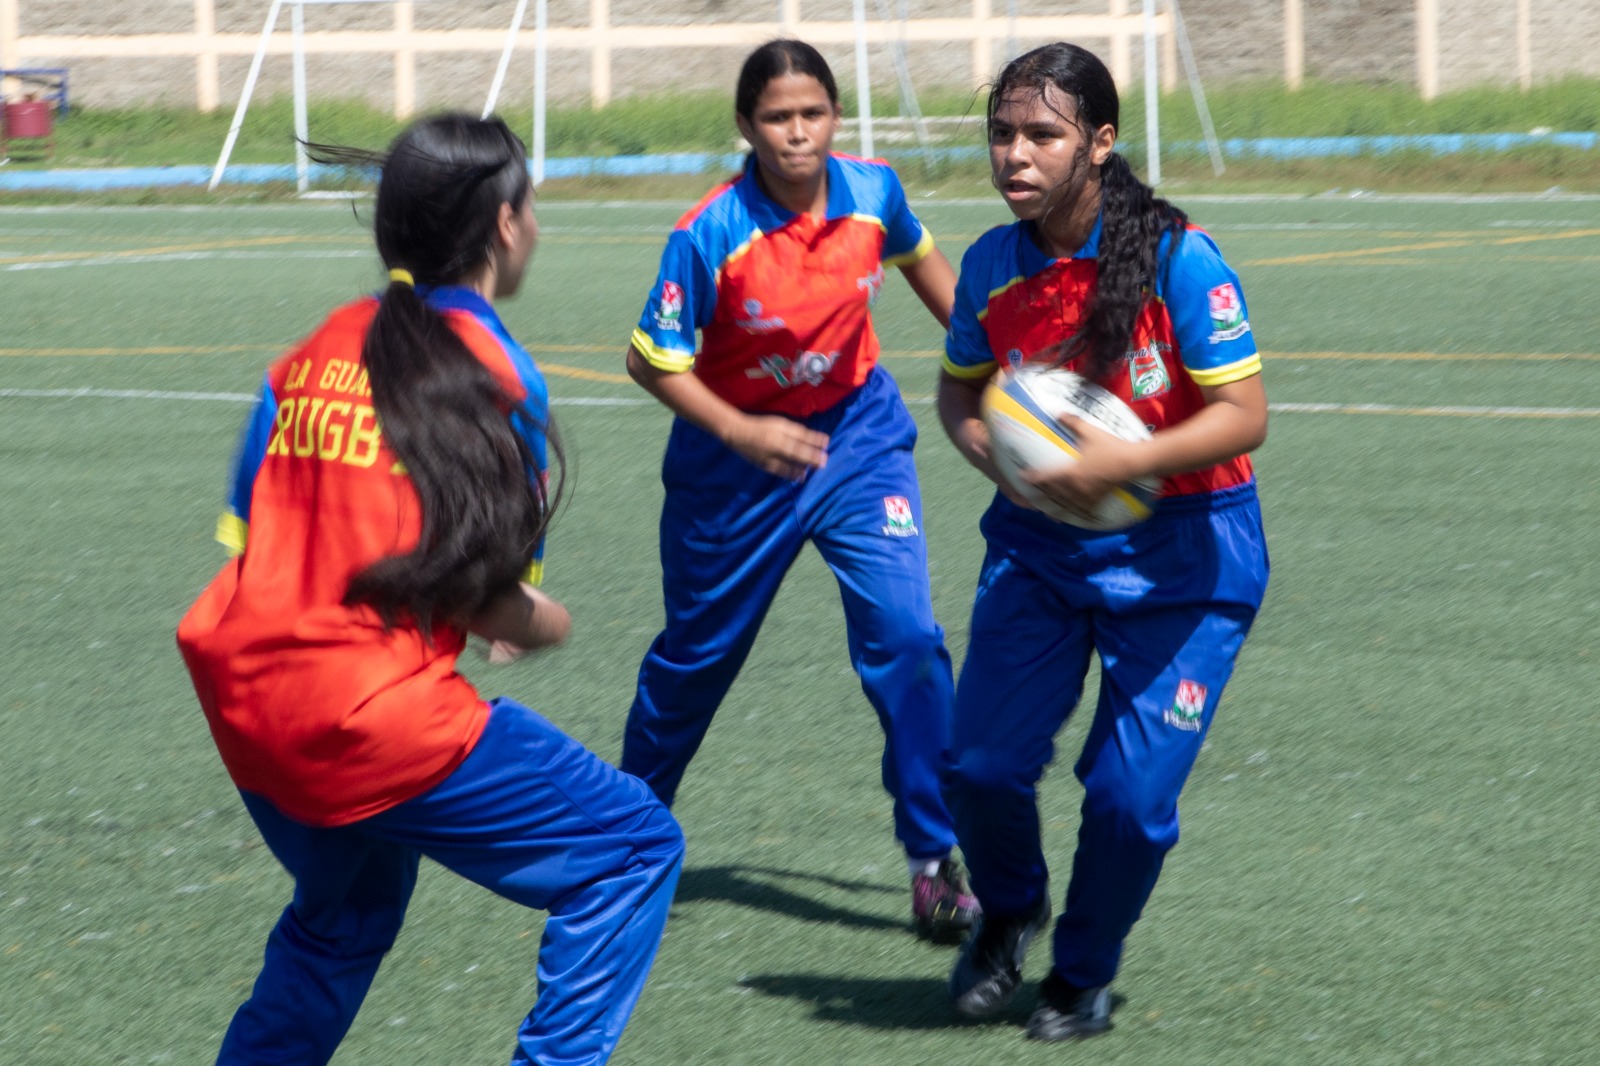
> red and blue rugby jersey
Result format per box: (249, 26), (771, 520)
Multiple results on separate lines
(631, 152), (935, 418)
(944, 217), (1260, 498)
(177, 288), (549, 827)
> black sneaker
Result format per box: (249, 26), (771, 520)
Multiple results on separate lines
(1024, 971), (1115, 1041)
(946, 896), (1051, 1019)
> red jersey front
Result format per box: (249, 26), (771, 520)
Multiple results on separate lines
(630, 152), (935, 417)
(177, 293), (543, 827)
(944, 218), (1261, 498)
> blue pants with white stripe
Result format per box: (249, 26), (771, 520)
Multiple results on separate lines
(621, 368), (958, 862)
(217, 699), (684, 1066)
(945, 484), (1268, 988)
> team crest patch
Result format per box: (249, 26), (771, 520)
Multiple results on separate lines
(1206, 283), (1250, 344)
(882, 495), (918, 537)
(1164, 679), (1207, 731)
(857, 265), (885, 305)
(1127, 342), (1172, 399)
(1005, 348), (1025, 369)
(655, 280), (685, 332)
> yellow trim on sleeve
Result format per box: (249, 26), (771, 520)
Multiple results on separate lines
(630, 327), (695, 374)
(1188, 352), (1262, 387)
(215, 511), (248, 556)
(884, 227), (935, 269)
(520, 560), (545, 587)
(942, 355), (998, 380)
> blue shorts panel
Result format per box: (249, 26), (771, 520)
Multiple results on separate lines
(977, 481), (1269, 614)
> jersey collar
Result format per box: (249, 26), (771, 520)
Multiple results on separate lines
(415, 284), (502, 328)
(737, 151), (857, 232)
(1019, 210), (1104, 273)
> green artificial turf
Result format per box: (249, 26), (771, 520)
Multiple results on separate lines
(2, 196), (1597, 1063)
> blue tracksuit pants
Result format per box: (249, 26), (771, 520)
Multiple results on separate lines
(218, 699), (684, 1066)
(945, 484), (1268, 989)
(621, 367), (958, 861)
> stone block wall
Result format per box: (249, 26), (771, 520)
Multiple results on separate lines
(3, 1), (1597, 112)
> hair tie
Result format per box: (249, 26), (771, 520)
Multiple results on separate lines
(388, 268), (415, 287)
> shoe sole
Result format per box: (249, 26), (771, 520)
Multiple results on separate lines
(1024, 989), (1121, 1041)
(952, 986), (1015, 1020)
(1025, 1018), (1114, 1042)
(914, 915), (973, 944)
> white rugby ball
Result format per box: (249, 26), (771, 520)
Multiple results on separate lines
(980, 365), (1161, 530)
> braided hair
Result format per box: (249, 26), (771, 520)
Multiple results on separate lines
(988, 43), (1188, 383)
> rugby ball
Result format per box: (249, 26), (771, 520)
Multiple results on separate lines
(980, 365), (1161, 530)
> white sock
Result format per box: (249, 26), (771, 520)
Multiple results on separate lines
(909, 855), (946, 879)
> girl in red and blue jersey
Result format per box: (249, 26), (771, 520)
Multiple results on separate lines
(177, 115), (682, 1066)
(937, 44), (1270, 1040)
(622, 39), (978, 938)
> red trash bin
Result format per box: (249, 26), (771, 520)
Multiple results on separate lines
(4, 99), (55, 158)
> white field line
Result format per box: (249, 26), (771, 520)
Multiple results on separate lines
(1268, 401), (1600, 418)
(1, 192), (1599, 219)
(4, 224), (1595, 271)
(0, 250), (368, 272)
(3, 388), (1597, 419)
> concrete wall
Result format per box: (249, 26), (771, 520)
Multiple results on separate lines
(4, 1), (1598, 111)
(1439, 0), (1600, 88)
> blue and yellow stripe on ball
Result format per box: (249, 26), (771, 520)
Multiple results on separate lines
(982, 373), (1158, 525)
(983, 373), (1083, 460)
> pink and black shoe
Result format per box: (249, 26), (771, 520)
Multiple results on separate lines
(912, 857), (981, 943)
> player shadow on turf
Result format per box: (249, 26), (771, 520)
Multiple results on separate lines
(673, 864), (904, 931)
(737, 973), (968, 1030)
(741, 974), (1130, 1032)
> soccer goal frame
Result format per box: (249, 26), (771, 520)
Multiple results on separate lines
(208, 0), (527, 194)
(841, 0), (1221, 184)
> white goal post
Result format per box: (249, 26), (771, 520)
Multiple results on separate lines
(211, 0), (1221, 193)
(208, 0), (525, 194)
(836, 0), (1221, 186)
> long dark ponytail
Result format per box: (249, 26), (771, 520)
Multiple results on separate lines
(989, 42), (1188, 382)
(308, 114), (559, 636)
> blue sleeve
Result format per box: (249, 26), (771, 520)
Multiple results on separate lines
(880, 168), (933, 266)
(216, 374), (277, 553)
(942, 242), (999, 378)
(630, 229), (717, 372)
(1160, 229), (1261, 386)
(491, 334), (550, 473)
(491, 334), (551, 585)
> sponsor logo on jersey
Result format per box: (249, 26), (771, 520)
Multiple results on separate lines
(655, 281), (685, 332)
(1164, 679), (1208, 731)
(1206, 283), (1250, 343)
(1127, 341), (1172, 399)
(746, 349), (840, 388)
(882, 495), (918, 537)
(735, 298), (787, 334)
(857, 265), (885, 306)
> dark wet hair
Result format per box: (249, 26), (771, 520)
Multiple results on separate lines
(307, 114), (559, 636)
(735, 39), (839, 119)
(989, 42), (1188, 382)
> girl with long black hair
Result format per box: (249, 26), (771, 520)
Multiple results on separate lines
(937, 43), (1270, 1040)
(178, 114), (682, 1065)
